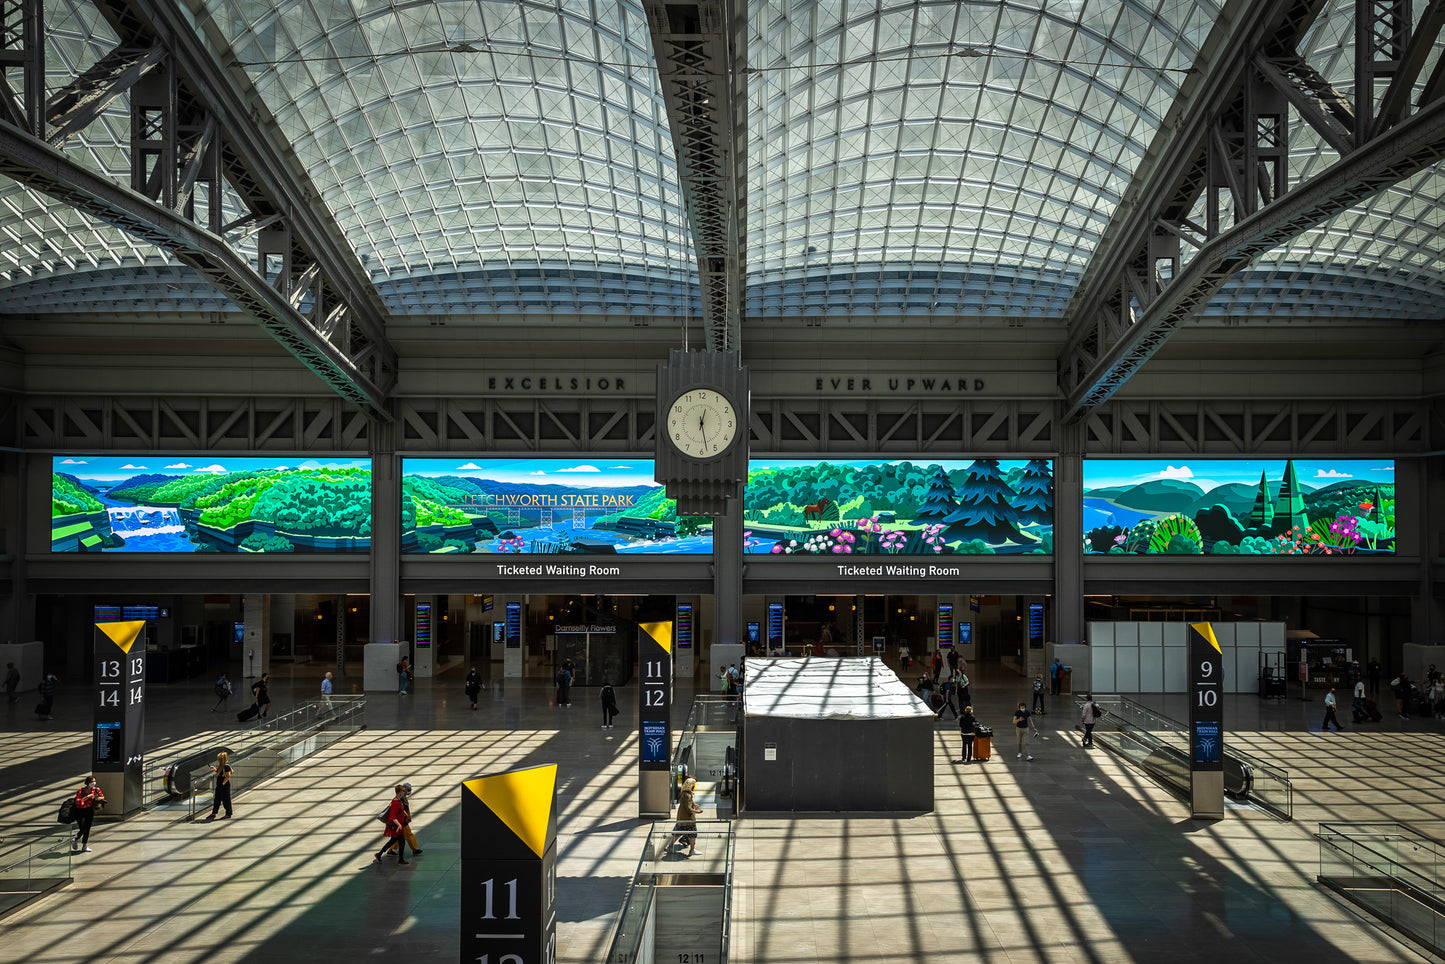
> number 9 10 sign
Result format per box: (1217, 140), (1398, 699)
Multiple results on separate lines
(1188, 624), (1223, 772)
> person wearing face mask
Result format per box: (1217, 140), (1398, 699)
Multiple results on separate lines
(72, 776), (105, 852)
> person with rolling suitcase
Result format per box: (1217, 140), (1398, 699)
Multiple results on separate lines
(957, 705), (977, 764)
(973, 724), (992, 761)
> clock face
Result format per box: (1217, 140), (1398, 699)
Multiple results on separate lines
(666, 388), (738, 459)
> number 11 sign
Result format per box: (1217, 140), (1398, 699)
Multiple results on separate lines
(1188, 622), (1224, 819)
(638, 621), (673, 819)
(461, 764), (558, 964)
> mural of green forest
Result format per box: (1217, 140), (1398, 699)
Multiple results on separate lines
(744, 459), (1053, 555)
(51, 456), (371, 553)
(1082, 459), (1395, 555)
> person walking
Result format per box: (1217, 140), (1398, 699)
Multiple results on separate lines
(211, 673), (232, 712)
(930, 649), (943, 683)
(1050, 658), (1065, 696)
(373, 785), (411, 865)
(1367, 657), (1382, 695)
(1080, 693), (1102, 747)
(956, 670), (972, 708)
(957, 705), (977, 764)
(935, 671), (958, 721)
(600, 680), (620, 728)
(319, 671), (334, 708)
(72, 775), (105, 852)
(385, 783), (424, 857)
(1032, 674), (1047, 714)
(1321, 687), (1343, 732)
(36, 672), (58, 720)
(396, 657), (411, 696)
(671, 776), (703, 857)
(1013, 701), (1039, 761)
(1394, 673), (1412, 719)
(898, 642), (911, 671)
(465, 667), (482, 711)
(5, 661), (19, 703)
(946, 647), (959, 676)
(251, 673), (272, 718)
(1352, 676), (1367, 722)
(555, 662), (573, 707)
(205, 751), (233, 820)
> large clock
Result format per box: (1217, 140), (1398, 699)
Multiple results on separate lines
(666, 388), (738, 459)
(654, 348), (749, 516)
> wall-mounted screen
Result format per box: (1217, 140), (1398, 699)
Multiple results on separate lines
(744, 459), (1053, 555)
(400, 458), (712, 554)
(52, 455), (371, 553)
(1082, 459), (1395, 555)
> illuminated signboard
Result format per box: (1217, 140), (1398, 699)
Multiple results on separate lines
(745, 458), (1053, 555)
(959, 622), (973, 646)
(677, 603), (693, 648)
(52, 455), (370, 553)
(1083, 459), (1395, 555)
(1028, 603), (1044, 650)
(767, 603), (784, 655)
(401, 458), (712, 554)
(938, 603), (954, 647)
(415, 602), (432, 647)
(505, 603), (522, 649)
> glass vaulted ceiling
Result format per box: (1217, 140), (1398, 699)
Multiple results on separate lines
(746, 0), (1218, 319)
(3, 0), (1445, 322)
(207, 0), (695, 316)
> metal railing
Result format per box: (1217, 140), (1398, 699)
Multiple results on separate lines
(0, 826), (72, 919)
(1317, 823), (1445, 957)
(672, 696), (740, 812)
(606, 821), (734, 964)
(173, 697), (366, 819)
(1076, 695), (1292, 820)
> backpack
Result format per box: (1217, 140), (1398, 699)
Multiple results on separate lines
(58, 796), (76, 824)
(1033, 679), (1044, 693)
(215, 679), (232, 696)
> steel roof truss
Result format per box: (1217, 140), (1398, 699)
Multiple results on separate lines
(43, 41), (163, 147)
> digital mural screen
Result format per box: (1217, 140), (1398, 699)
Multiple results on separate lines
(52, 455), (371, 553)
(400, 458), (712, 554)
(743, 458), (1053, 555)
(1082, 459), (1395, 555)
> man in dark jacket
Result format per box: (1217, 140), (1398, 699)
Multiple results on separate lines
(251, 673), (272, 718)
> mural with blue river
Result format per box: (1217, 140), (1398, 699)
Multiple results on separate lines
(401, 458), (712, 554)
(52, 455), (371, 553)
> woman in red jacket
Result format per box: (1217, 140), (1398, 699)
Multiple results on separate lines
(373, 785), (410, 865)
(73, 775), (105, 853)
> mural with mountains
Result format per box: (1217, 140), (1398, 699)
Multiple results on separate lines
(743, 459), (1053, 555)
(51, 456), (371, 553)
(401, 459), (711, 554)
(1082, 459), (1395, 555)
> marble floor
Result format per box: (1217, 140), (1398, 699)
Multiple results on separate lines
(1, 661), (1442, 963)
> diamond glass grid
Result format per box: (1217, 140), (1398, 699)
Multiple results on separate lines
(745, 0), (1217, 318)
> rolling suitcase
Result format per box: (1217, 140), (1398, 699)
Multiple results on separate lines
(973, 725), (992, 761)
(236, 703), (260, 722)
(1365, 699), (1382, 721)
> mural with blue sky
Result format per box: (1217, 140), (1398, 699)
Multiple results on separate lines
(52, 455), (371, 553)
(401, 458), (710, 554)
(1082, 459), (1395, 555)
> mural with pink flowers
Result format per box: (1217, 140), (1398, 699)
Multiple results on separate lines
(743, 459), (1053, 555)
